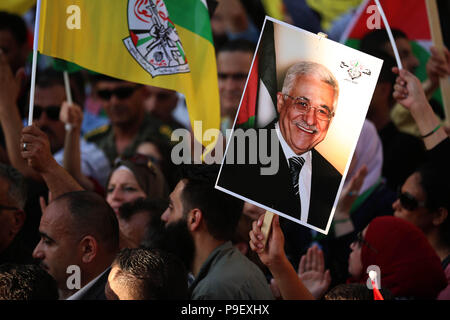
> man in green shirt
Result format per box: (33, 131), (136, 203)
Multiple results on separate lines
(85, 75), (173, 164)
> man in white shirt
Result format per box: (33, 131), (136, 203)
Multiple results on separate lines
(32, 191), (119, 299)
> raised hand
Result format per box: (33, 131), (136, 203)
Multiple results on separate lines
(20, 125), (57, 173)
(298, 245), (331, 299)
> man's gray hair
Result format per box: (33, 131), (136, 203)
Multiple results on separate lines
(281, 61), (339, 110)
(0, 163), (27, 210)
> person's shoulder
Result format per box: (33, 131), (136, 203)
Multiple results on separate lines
(84, 124), (111, 142)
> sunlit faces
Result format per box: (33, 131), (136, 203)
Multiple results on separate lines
(106, 168), (146, 215)
(32, 200), (82, 291)
(217, 51), (253, 117)
(95, 81), (145, 127)
(277, 75), (336, 155)
(34, 85), (66, 153)
(161, 180), (186, 225)
(393, 172), (433, 231)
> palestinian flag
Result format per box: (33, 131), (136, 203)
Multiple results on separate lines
(340, 0), (442, 104)
(37, 0), (220, 148)
(236, 20), (278, 129)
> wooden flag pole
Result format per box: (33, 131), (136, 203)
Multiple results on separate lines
(261, 211), (275, 247)
(27, 0), (42, 126)
(425, 0), (450, 126)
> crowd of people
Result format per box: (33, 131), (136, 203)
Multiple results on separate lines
(0, 0), (449, 301)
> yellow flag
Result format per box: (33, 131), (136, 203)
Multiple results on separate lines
(0, 0), (36, 15)
(38, 0), (220, 149)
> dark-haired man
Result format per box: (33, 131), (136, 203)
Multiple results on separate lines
(0, 163), (29, 265)
(217, 39), (255, 132)
(360, 28), (450, 137)
(85, 76), (173, 164)
(105, 248), (189, 300)
(32, 191), (119, 299)
(161, 164), (273, 300)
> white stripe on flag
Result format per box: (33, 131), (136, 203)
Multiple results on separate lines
(257, 79), (277, 128)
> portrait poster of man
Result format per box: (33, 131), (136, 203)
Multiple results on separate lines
(215, 17), (383, 234)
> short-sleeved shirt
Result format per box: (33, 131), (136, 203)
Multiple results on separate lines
(190, 241), (274, 300)
(84, 114), (173, 165)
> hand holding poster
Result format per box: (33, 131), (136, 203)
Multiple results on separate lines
(216, 17), (383, 234)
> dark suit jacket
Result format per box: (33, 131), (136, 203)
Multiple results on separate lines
(218, 122), (342, 231)
(69, 268), (110, 300)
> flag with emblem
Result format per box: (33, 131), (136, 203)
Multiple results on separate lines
(37, 0), (220, 149)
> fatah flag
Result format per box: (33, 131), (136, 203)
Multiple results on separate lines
(37, 0), (220, 147)
(340, 0), (442, 104)
(0, 0), (36, 15)
(236, 20), (277, 129)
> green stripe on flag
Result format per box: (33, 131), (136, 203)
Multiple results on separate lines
(137, 36), (153, 47)
(237, 116), (256, 129)
(165, 0), (213, 45)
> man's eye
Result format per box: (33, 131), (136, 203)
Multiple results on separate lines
(317, 108), (328, 115)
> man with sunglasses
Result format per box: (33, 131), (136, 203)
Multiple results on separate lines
(218, 61), (342, 232)
(85, 74), (172, 165)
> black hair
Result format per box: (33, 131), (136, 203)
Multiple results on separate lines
(360, 28), (408, 55)
(112, 247), (189, 299)
(0, 163), (27, 209)
(325, 283), (394, 300)
(55, 191), (119, 253)
(35, 67), (85, 106)
(416, 162), (450, 246)
(0, 263), (58, 300)
(216, 38), (256, 55)
(179, 164), (243, 241)
(0, 11), (28, 45)
(371, 50), (397, 85)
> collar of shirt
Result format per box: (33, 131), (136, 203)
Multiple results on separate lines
(65, 268), (110, 300)
(275, 122), (312, 222)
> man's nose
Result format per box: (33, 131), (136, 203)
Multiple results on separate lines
(161, 208), (170, 223)
(392, 198), (400, 211)
(304, 107), (317, 125)
(32, 241), (44, 260)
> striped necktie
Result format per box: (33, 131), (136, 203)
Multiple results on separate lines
(288, 156), (305, 198)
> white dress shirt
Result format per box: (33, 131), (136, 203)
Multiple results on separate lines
(275, 122), (312, 222)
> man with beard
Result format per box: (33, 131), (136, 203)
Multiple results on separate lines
(32, 191), (119, 300)
(85, 74), (173, 165)
(218, 61), (342, 232)
(160, 164), (273, 300)
(0, 61), (110, 188)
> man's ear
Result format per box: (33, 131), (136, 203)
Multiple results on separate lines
(11, 210), (26, 235)
(432, 207), (448, 227)
(187, 209), (202, 232)
(79, 236), (98, 264)
(276, 92), (285, 113)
